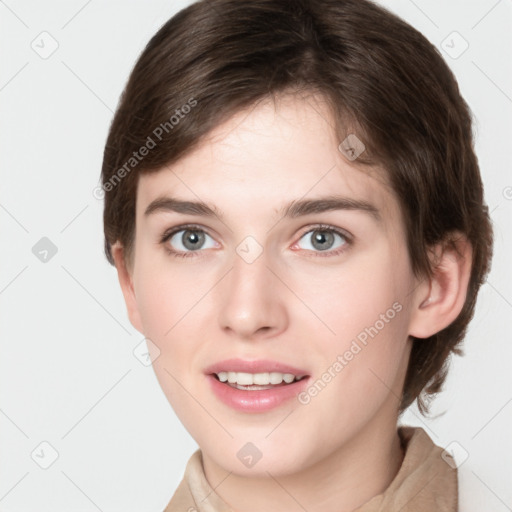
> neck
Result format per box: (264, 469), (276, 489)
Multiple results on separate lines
(202, 411), (404, 512)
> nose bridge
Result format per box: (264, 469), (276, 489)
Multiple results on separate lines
(232, 240), (271, 295)
(216, 236), (287, 338)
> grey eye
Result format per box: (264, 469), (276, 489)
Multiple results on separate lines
(168, 229), (215, 252)
(297, 229), (347, 252)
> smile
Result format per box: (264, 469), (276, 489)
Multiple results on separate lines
(215, 371), (306, 388)
(204, 359), (311, 412)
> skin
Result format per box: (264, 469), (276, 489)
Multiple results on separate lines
(112, 92), (472, 512)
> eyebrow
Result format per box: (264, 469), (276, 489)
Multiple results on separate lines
(144, 195), (381, 222)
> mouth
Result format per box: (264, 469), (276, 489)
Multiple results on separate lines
(212, 371), (307, 390)
(204, 359), (310, 412)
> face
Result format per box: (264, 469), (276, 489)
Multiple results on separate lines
(118, 94), (422, 478)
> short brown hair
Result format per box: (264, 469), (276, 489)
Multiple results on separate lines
(101, 0), (493, 413)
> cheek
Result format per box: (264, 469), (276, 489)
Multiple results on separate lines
(309, 248), (412, 388)
(132, 257), (208, 393)
(133, 253), (205, 339)
(306, 249), (408, 337)
(132, 263), (201, 418)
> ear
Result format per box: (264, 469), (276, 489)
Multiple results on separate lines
(409, 232), (473, 339)
(111, 242), (144, 334)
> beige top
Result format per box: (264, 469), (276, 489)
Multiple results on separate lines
(163, 426), (458, 512)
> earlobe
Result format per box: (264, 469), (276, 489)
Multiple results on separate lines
(111, 242), (144, 334)
(409, 233), (472, 339)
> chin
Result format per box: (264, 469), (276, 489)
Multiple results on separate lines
(198, 432), (318, 477)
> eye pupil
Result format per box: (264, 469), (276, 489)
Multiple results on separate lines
(183, 230), (204, 250)
(312, 230), (334, 251)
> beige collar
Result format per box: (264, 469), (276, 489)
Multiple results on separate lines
(164, 426), (458, 512)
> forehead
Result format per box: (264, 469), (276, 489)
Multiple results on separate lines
(136, 94), (399, 226)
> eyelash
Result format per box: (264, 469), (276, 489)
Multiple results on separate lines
(159, 223), (353, 259)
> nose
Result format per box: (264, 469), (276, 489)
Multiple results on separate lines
(216, 244), (289, 341)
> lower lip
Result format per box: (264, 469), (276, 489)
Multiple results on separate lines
(206, 374), (310, 413)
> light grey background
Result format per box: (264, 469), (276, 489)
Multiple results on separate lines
(1, 1), (511, 511)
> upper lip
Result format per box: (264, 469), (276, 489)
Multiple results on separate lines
(204, 358), (309, 376)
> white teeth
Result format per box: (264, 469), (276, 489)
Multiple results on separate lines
(253, 372), (269, 385)
(236, 372), (254, 385)
(215, 371), (303, 386)
(269, 372), (283, 385)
